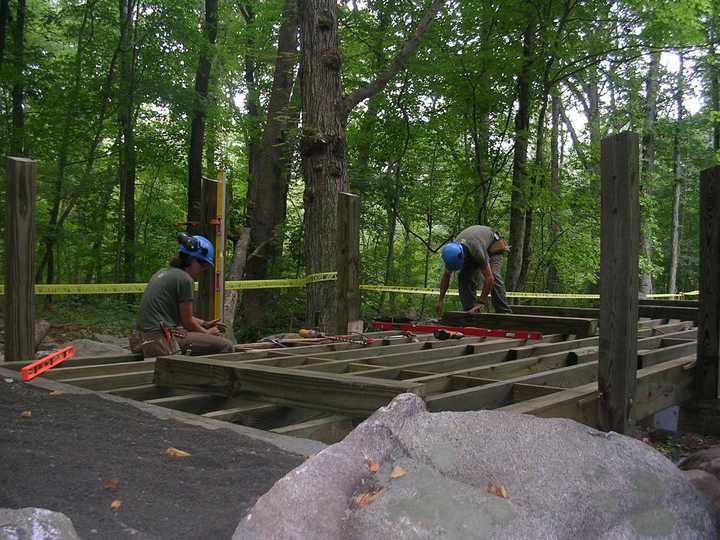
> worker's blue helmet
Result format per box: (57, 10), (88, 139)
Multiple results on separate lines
(178, 234), (214, 266)
(441, 242), (464, 271)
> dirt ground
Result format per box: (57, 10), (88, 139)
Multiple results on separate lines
(0, 379), (305, 539)
(633, 425), (720, 464)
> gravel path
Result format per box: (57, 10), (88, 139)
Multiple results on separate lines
(0, 379), (305, 539)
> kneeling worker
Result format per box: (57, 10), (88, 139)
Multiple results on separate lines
(436, 225), (513, 315)
(133, 233), (234, 357)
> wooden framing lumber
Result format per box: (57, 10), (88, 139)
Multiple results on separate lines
(271, 415), (354, 444)
(42, 359), (156, 380)
(155, 355), (425, 416)
(599, 131), (640, 434)
(697, 165), (720, 399)
(145, 392), (225, 413)
(508, 304), (697, 322)
(202, 403), (282, 425)
(441, 312), (599, 338)
(60, 370), (154, 391)
(335, 192), (361, 334)
(500, 356), (696, 427)
(4, 157), (36, 363)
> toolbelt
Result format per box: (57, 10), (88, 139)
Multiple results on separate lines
(130, 326), (187, 357)
(488, 232), (510, 255)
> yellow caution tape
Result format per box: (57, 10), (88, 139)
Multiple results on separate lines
(0, 275), (700, 301)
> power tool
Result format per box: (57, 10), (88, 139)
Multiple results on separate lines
(433, 328), (465, 340)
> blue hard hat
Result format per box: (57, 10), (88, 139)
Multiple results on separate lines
(441, 242), (464, 271)
(179, 234), (214, 266)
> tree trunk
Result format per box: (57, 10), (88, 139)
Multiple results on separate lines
(10, 0), (25, 155)
(669, 54), (685, 294)
(187, 0), (218, 233)
(506, 24), (534, 291)
(240, 0), (298, 333)
(299, 0), (444, 329)
(546, 92), (561, 291)
(223, 228), (251, 343)
(118, 0), (137, 284)
(712, 3), (720, 152)
(0, 0), (9, 68)
(640, 51), (660, 296)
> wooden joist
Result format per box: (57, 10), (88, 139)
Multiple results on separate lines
(442, 311), (599, 338)
(271, 415), (354, 444)
(508, 304), (697, 322)
(499, 356), (696, 427)
(155, 355), (425, 416)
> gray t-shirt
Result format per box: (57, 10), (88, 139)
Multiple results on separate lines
(456, 225), (497, 271)
(137, 267), (194, 332)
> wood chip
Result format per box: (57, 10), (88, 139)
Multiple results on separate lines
(354, 486), (382, 508)
(110, 499), (122, 511)
(20, 410), (32, 418)
(486, 483), (508, 498)
(103, 479), (120, 491)
(367, 459), (380, 473)
(165, 447), (191, 458)
(390, 466), (407, 479)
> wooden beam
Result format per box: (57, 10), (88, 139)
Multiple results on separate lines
(202, 402), (282, 425)
(336, 192), (361, 334)
(441, 312), (598, 338)
(154, 355), (425, 416)
(4, 157), (36, 362)
(271, 415), (354, 444)
(0, 352), (143, 370)
(145, 392), (225, 413)
(293, 338), (524, 374)
(639, 299), (697, 307)
(697, 165), (720, 399)
(599, 131), (640, 434)
(60, 370), (155, 390)
(509, 304), (696, 321)
(42, 359), (156, 380)
(501, 356), (696, 427)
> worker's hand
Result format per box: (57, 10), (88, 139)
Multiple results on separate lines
(203, 319), (227, 331)
(206, 326), (221, 336)
(435, 300), (444, 316)
(467, 304), (484, 314)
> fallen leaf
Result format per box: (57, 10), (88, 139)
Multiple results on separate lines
(486, 483), (508, 499)
(110, 499), (122, 511)
(354, 486), (383, 508)
(390, 466), (407, 479)
(367, 459), (380, 473)
(165, 447), (191, 458)
(20, 410), (32, 418)
(103, 479), (120, 491)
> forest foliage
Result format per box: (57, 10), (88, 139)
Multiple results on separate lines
(0, 0), (719, 333)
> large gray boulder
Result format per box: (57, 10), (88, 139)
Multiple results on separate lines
(0, 507), (80, 539)
(235, 394), (717, 540)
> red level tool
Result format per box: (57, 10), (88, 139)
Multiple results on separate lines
(21, 345), (76, 382)
(372, 321), (542, 340)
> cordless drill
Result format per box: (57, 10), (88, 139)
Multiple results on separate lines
(433, 328), (465, 340)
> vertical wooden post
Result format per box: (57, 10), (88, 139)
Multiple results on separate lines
(336, 192), (361, 335)
(196, 177), (217, 321)
(697, 165), (720, 399)
(4, 157), (36, 362)
(598, 132), (640, 433)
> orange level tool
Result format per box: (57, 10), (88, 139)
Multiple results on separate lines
(21, 345), (76, 382)
(372, 321), (542, 340)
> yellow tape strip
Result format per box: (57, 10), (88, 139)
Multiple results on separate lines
(0, 276), (699, 301)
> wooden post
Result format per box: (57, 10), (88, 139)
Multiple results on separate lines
(196, 177), (217, 321)
(598, 132), (640, 433)
(336, 192), (361, 335)
(4, 157), (36, 362)
(697, 165), (720, 399)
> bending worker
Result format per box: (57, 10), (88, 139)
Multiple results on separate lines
(132, 233), (234, 357)
(436, 225), (513, 315)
